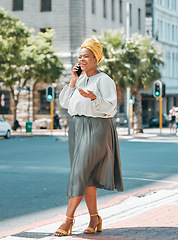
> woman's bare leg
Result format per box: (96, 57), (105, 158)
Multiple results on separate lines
(84, 187), (100, 232)
(54, 196), (83, 236)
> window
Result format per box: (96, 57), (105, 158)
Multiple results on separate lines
(172, 53), (175, 77)
(39, 90), (50, 114)
(0, 91), (11, 114)
(165, 22), (167, 40)
(92, 0), (96, 14)
(41, 0), (51, 12)
(111, 0), (115, 21)
(168, 23), (170, 41)
(160, 20), (163, 39)
(172, 25), (174, 42)
(13, 0), (23, 11)
(129, 4), (132, 26)
(138, 8), (141, 30)
(167, 0), (170, 8)
(119, 0), (123, 23)
(103, 0), (107, 18)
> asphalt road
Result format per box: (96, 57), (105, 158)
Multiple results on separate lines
(0, 135), (178, 231)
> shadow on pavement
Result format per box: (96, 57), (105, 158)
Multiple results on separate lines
(70, 227), (178, 239)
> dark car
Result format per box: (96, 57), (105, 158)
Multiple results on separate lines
(148, 113), (169, 127)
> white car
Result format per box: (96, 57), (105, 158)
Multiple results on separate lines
(0, 116), (11, 138)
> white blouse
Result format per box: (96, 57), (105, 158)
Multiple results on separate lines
(59, 72), (117, 118)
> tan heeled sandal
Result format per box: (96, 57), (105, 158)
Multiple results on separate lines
(84, 213), (102, 234)
(54, 216), (75, 237)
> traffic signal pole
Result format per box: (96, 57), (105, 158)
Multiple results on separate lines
(50, 100), (54, 135)
(159, 96), (162, 133)
(153, 80), (165, 134)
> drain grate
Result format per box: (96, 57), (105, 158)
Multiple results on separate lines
(12, 232), (53, 239)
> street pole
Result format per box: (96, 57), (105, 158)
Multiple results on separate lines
(159, 96), (162, 134)
(50, 100), (54, 135)
(126, 0), (131, 135)
(130, 101), (133, 129)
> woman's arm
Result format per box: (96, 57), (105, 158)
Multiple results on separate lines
(91, 77), (117, 116)
(59, 65), (84, 109)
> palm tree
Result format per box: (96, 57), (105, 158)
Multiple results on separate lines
(127, 34), (163, 133)
(97, 31), (163, 133)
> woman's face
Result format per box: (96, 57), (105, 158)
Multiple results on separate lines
(78, 48), (97, 73)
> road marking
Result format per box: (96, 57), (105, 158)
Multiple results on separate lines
(123, 177), (178, 184)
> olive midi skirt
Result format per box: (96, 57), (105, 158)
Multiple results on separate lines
(67, 115), (123, 197)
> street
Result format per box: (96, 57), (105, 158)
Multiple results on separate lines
(0, 135), (178, 232)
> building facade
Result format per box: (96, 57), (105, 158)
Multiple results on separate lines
(0, 0), (145, 127)
(144, 0), (178, 123)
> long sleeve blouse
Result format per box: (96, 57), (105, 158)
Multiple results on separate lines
(59, 72), (117, 118)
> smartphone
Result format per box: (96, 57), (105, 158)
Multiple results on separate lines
(75, 65), (82, 77)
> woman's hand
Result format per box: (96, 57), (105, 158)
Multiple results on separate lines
(78, 88), (96, 100)
(69, 65), (83, 88)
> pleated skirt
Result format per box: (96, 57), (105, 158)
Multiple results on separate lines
(67, 115), (124, 197)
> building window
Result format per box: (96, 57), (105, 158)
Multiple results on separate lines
(160, 20), (163, 39)
(129, 4), (132, 26)
(92, 0), (96, 14)
(103, 0), (107, 18)
(138, 8), (141, 30)
(167, 0), (170, 8)
(176, 26), (178, 42)
(119, 0), (123, 23)
(168, 23), (170, 41)
(0, 91), (11, 114)
(39, 90), (50, 114)
(41, 0), (51, 12)
(111, 0), (115, 21)
(172, 25), (174, 42)
(13, 0), (23, 11)
(172, 53), (175, 77)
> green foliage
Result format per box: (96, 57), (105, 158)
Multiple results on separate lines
(0, 6), (64, 120)
(97, 30), (164, 90)
(0, 7), (64, 87)
(23, 29), (64, 84)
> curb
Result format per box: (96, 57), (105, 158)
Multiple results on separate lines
(0, 183), (177, 239)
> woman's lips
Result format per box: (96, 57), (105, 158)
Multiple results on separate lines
(80, 62), (86, 67)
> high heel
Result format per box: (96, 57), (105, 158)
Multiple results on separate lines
(84, 213), (102, 234)
(54, 216), (75, 237)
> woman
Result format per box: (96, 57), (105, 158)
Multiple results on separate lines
(54, 38), (123, 237)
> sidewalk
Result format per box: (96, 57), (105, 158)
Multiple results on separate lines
(11, 127), (178, 139)
(1, 184), (178, 240)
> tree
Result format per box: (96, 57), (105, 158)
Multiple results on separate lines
(0, 7), (31, 120)
(97, 30), (163, 133)
(0, 7), (64, 122)
(23, 29), (64, 120)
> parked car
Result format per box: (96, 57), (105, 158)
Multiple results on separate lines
(0, 116), (11, 138)
(148, 113), (169, 127)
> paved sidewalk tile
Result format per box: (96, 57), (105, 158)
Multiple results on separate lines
(57, 200), (178, 240)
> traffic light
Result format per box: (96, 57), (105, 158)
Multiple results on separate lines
(46, 85), (54, 102)
(153, 80), (162, 98)
(162, 83), (166, 98)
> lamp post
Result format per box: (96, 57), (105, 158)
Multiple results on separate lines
(126, 0), (131, 135)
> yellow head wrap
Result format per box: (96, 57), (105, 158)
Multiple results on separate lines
(80, 38), (103, 63)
